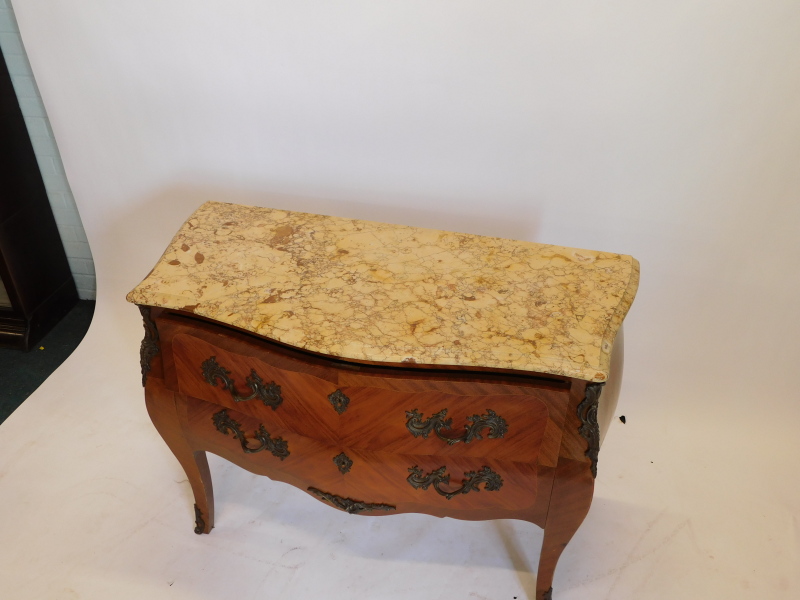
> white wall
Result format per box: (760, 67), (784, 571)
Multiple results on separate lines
(4, 2), (800, 598)
(0, 0), (95, 299)
(13, 1), (800, 413)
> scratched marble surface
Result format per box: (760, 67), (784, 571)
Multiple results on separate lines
(127, 202), (638, 382)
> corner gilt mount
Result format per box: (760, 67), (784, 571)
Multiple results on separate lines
(138, 305), (160, 386)
(577, 382), (604, 478)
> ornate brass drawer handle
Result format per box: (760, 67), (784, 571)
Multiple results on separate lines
(308, 487), (396, 514)
(201, 356), (283, 409)
(212, 409), (289, 459)
(405, 408), (508, 445)
(407, 465), (503, 500)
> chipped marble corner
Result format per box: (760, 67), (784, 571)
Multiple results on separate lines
(595, 257), (640, 381)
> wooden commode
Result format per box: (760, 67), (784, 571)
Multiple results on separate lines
(127, 201), (639, 600)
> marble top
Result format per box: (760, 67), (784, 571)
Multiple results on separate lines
(127, 202), (639, 382)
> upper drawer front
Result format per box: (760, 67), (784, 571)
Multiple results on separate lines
(171, 333), (341, 445)
(336, 387), (549, 463)
(166, 320), (566, 466)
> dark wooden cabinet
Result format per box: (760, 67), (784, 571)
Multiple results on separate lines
(0, 47), (77, 350)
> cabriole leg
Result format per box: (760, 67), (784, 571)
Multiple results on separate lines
(144, 380), (215, 534)
(535, 460), (594, 600)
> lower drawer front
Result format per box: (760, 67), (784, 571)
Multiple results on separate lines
(184, 398), (539, 513)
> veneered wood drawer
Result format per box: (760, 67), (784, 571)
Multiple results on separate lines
(326, 450), (540, 513)
(336, 386), (550, 463)
(172, 332), (342, 445)
(159, 313), (570, 470)
(183, 397), (348, 493)
(184, 397), (541, 514)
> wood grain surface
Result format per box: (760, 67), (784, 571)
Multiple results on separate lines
(140, 307), (601, 600)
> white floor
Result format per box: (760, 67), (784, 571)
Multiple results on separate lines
(1, 294), (797, 600)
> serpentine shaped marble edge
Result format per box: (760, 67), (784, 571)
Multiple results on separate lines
(127, 201), (639, 382)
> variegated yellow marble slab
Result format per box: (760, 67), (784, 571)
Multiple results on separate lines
(127, 202), (639, 382)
